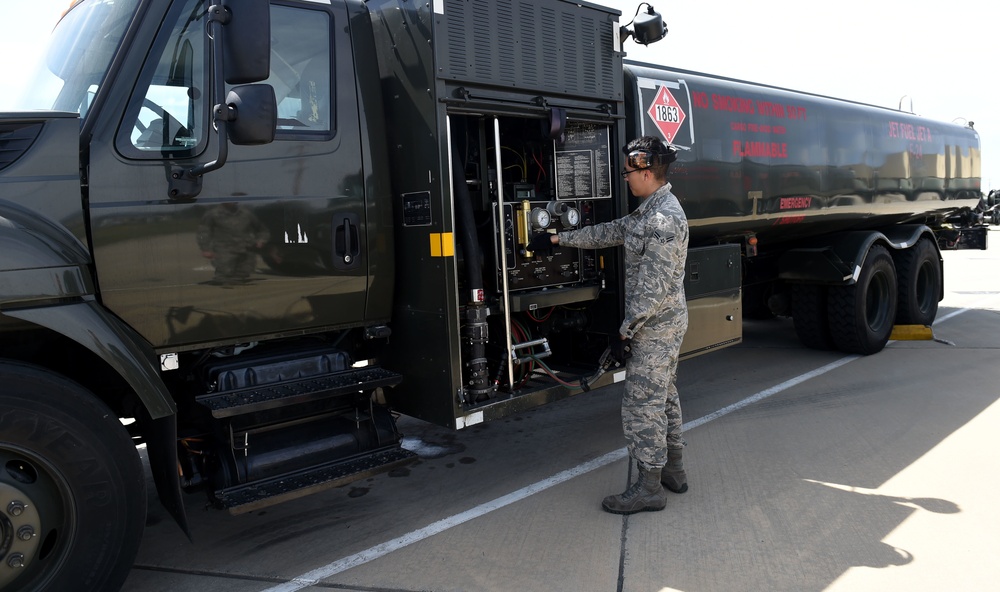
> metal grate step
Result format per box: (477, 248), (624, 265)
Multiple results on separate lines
(214, 446), (416, 514)
(196, 366), (402, 418)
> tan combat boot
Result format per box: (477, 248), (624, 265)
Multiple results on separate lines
(661, 448), (688, 494)
(601, 465), (667, 514)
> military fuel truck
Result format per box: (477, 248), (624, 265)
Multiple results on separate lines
(0, 0), (983, 590)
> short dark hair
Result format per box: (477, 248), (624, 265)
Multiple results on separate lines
(623, 136), (677, 181)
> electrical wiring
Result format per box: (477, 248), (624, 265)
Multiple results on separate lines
(500, 145), (527, 179)
(528, 355), (584, 389)
(525, 306), (554, 323)
(531, 151), (546, 184)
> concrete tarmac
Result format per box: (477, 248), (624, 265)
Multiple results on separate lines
(123, 235), (1000, 592)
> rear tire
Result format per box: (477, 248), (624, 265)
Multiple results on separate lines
(894, 238), (940, 325)
(0, 361), (145, 592)
(827, 245), (898, 355)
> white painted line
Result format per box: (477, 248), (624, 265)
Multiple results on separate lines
(262, 298), (990, 591)
(260, 448), (628, 592)
(682, 355), (860, 431)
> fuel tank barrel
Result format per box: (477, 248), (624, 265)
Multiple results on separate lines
(623, 62), (982, 247)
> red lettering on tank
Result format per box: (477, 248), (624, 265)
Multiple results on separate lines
(733, 141), (789, 159)
(888, 121), (934, 143)
(757, 101), (786, 118)
(787, 106), (807, 120)
(712, 94), (756, 114)
(692, 91), (710, 109)
(779, 196), (812, 210)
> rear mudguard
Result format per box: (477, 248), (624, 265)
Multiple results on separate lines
(777, 225), (940, 285)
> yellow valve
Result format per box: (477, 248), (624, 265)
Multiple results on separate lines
(517, 199), (532, 256)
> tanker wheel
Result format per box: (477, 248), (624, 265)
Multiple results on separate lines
(0, 361), (145, 592)
(827, 245), (898, 355)
(894, 238), (941, 326)
(742, 283), (777, 320)
(791, 284), (833, 350)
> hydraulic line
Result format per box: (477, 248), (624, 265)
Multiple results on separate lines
(450, 140), (492, 402)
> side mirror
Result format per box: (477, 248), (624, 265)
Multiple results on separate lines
(168, 0), (272, 200)
(227, 84), (277, 145)
(221, 0), (271, 84)
(621, 4), (667, 46)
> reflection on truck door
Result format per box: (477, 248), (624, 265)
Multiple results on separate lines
(88, 0), (369, 348)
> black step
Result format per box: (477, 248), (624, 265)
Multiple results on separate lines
(214, 446), (416, 514)
(196, 366), (402, 418)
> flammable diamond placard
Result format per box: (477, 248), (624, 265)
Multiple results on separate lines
(647, 86), (685, 143)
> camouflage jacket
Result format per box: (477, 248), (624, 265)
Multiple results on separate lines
(196, 205), (270, 253)
(558, 183), (688, 339)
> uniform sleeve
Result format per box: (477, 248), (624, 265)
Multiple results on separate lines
(619, 215), (684, 338)
(557, 216), (627, 249)
(196, 212), (214, 251)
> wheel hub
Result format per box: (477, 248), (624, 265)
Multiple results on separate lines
(0, 481), (42, 587)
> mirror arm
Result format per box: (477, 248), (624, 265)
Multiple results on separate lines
(168, 9), (232, 200)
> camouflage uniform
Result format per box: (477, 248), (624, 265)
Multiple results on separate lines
(558, 183), (688, 469)
(197, 204), (270, 284)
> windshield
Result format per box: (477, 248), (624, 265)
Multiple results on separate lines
(11, 0), (140, 115)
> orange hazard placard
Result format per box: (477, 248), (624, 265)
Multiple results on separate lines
(647, 86), (685, 143)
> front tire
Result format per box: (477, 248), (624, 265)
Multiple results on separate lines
(0, 361), (145, 592)
(827, 245), (898, 355)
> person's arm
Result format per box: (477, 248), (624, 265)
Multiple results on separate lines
(556, 217), (627, 249)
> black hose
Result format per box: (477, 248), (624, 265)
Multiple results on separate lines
(451, 151), (483, 295)
(451, 150), (492, 401)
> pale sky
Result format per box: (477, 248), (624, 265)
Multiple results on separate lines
(0, 0), (995, 189)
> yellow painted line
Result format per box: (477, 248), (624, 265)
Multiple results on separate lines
(890, 325), (934, 340)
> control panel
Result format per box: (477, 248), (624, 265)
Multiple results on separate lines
(495, 198), (597, 292)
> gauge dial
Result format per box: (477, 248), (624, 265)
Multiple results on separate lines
(561, 207), (581, 227)
(530, 207), (551, 229)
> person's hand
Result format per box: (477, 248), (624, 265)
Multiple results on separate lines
(609, 337), (632, 366)
(526, 232), (555, 254)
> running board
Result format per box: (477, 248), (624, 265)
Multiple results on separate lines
(214, 447), (416, 514)
(196, 366), (403, 418)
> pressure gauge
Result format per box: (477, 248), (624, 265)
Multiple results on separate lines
(561, 207), (581, 228)
(529, 207), (551, 229)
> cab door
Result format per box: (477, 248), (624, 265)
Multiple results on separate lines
(88, 0), (371, 348)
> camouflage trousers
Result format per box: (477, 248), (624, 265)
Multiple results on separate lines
(622, 325), (685, 469)
(211, 250), (257, 282)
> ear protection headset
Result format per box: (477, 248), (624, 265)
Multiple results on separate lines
(623, 141), (678, 170)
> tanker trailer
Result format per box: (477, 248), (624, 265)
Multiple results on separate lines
(624, 62), (985, 354)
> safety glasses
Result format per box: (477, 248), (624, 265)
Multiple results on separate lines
(620, 167), (647, 178)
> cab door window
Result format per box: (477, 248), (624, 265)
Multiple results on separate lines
(117, 0), (207, 158)
(117, 0), (333, 159)
(267, 4), (333, 136)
